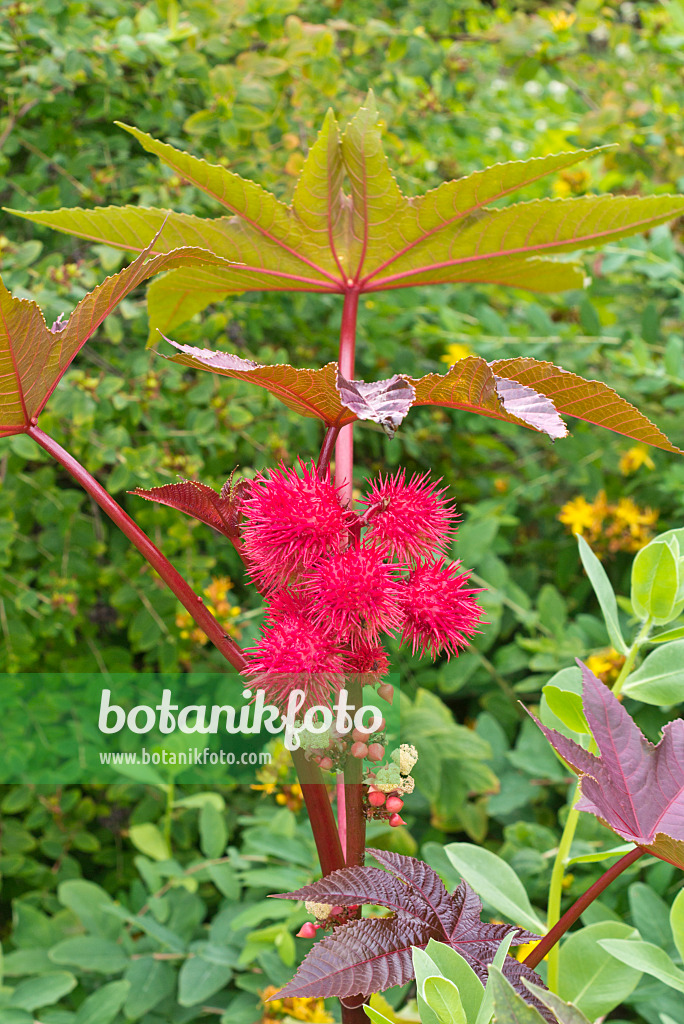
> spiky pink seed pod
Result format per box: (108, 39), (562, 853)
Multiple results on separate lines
(305, 544), (404, 644)
(377, 682), (394, 704)
(244, 592), (345, 710)
(389, 813), (406, 828)
(368, 791), (386, 807)
(386, 795), (404, 813)
(350, 741), (369, 759)
(399, 557), (483, 660)
(367, 743), (385, 762)
(242, 460), (348, 590)
(360, 469), (457, 562)
(343, 641), (390, 681)
(297, 922), (318, 938)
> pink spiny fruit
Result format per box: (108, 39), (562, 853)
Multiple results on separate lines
(400, 557), (483, 660)
(242, 460), (348, 590)
(359, 469), (457, 562)
(244, 592), (345, 709)
(343, 640), (390, 681)
(305, 544), (404, 644)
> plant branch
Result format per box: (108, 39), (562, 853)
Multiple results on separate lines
(524, 846), (646, 970)
(336, 290), (360, 506)
(27, 427), (247, 672)
(342, 679), (366, 869)
(292, 749), (345, 876)
(317, 424), (341, 480)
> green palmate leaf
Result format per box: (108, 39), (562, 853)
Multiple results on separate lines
(9, 96), (684, 338)
(490, 358), (683, 455)
(0, 229), (231, 436)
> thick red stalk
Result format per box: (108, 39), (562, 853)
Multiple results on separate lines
(336, 290), (360, 505)
(292, 750), (345, 876)
(27, 427), (247, 672)
(317, 424), (341, 480)
(524, 846), (646, 970)
(342, 679), (367, 870)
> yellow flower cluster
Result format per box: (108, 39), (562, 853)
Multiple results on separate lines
(558, 490), (658, 554)
(440, 342), (472, 365)
(251, 741), (305, 812)
(552, 166), (591, 199)
(260, 986), (334, 1024)
(547, 10), (576, 32)
(175, 576), (242, 646)
(586, 648), (626, 686)
(619, 445), (655, 476)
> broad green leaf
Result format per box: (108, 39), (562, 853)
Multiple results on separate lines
(522, 979), (592, 1024)
(443, 843), (545, 933)
(487, 965), (546, 1024)
(364, 1007), (396, 1024)
(73, 980), (129, 1024)
(649, 625), (684, 643)
(7, 972), (77, 1011)
(366, 993), (421, 1024)
(575, 535), (628, 653)
(490, 358), (683, 456)
(0, 231), (231, 435)
(621, 640), (684, 705)
(475, 933), (514, 1024)
(598, 938), (684, 993)
(128, 823), (171, 861)
(671, 888), (684, 962)
(177, 951), (233, 1006)
(199, 802), (228, 859)
(173, 792), (225, 810)
(48, 937), (128, 974)
(425, 939), (484, 1022)
(57, 880), (121, 940)
(103, 904), (186, 953)
(558, 923), (642, 1019)
(123, 959), (176, 1021)
(423, 976), (467, 1024)
(632, 539), (682, 623)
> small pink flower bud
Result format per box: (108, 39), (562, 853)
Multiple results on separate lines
(368, 791), (386, 807)
(367, 743), (385, 762)
(386, 795), (404, 813)
(389, 813), (406, 828)
(297, 922), (318, 938)
(350, 741), (369, 759)
(352, 727), (371, 743)
(378, 683), (394, 704)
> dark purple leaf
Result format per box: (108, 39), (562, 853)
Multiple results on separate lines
(130, 473), (245, 539)
(336, 373), (416, 438)
(493, 375), (567, 441)
(272, 849), (542, 1006)
(529, 661), (684, 868)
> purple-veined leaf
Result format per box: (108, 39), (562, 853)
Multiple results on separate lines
(9, 96), (683, 336)
(130, 474), (246, 539)
(336, 373), (415, 438)
(0, 230), (232, 437)
(529, 661), (684, 868)
(491, 357), (683, 454)
(272, 850), (541, 1007)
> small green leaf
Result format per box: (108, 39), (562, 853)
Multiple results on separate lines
(423, 976), (467, 1024)
(128, 823), (171, 862)
(621, 640), (684, 705)
(522, 979), (592, 1024)
(8, 972), (77, 1011)
(123, 959), (176, 1020)
(73, 980), (130, 1024)
(576, 535), (628, 654)
(631, 538), (683, 624)
(424, 939), (484, 1022)
(48, 937), (128, 974)
(487, 965), (546, 1024)
(542, 685), (590, 735)
(200, 802), (228, 859)
(177, 952), (233, 1006)
(566, 843), (635, 866)
(443, 843), (545, 933)
(670, 888), (684, 963)
(648, 625), (684, 643)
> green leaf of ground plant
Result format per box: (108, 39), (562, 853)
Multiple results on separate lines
(598, 938), (684, 994)
(558, 922), (642, 1019)
(487, 965), (546, 1024)
(621, 640), (684, 704)
(423, 976), (467, 1024)
(73, 980), (129, 1024)
(575, 534), (628, 653)
(443, 843), (545, 933)
(7, 972), (77, 1011)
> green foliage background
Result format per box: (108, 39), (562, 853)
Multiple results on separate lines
(2, 1), (684, 1022)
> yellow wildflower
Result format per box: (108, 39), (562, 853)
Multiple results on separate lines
(558, 495), (598, 535)
(587, 648), (626, 685)
(548, 10), (576, 31)
(441, 342), (472, 365)
(619, 445), (655, 476)
(260, 985), (334, 1023)
(176, 575), (242, 646)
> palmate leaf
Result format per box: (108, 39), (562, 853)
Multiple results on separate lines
(8, 96), (684, 337)
(0, 230), (232, 436)
(272, 849), (542, 1008)
(162, 342), (681, 451)
(529, 662), (684, 868)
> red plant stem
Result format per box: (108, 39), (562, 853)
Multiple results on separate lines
(337, 775), (347, 860)
(317, 424), (341, 480)
(27, 426), (247, 673)
(292, 750), (345, 876)
(341, 1004), (370, 1024)
(343, 679), (367, 869)
(336, 289), (360, 505)
(524, 846), (646, 970)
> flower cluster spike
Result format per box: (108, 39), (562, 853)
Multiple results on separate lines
(242, 461), (483, 710)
